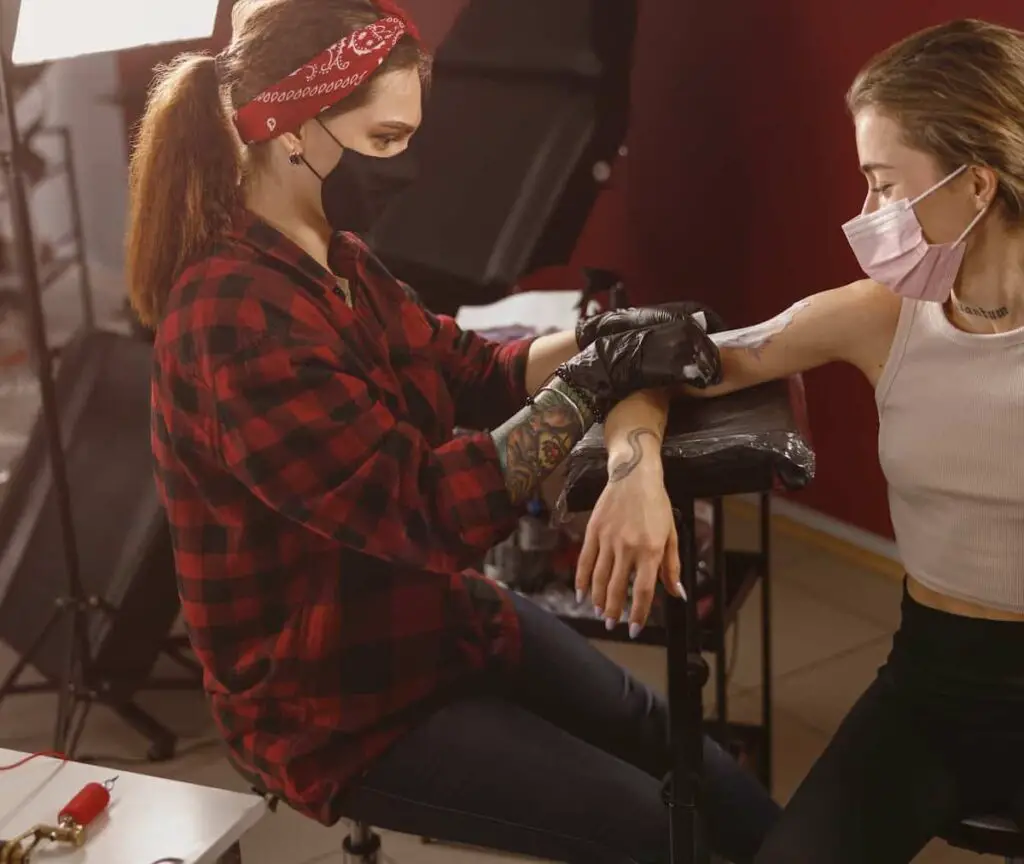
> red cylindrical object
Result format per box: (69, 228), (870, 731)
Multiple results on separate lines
(59, 783), (111, 827)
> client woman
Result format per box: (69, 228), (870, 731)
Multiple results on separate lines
(582, 17), (1024, 864)
(125, 1), (779, 862)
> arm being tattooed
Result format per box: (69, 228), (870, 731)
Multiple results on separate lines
(709, 299), (811, 360)
(491, 378), (595, 504)
(682, 281), (901, 398)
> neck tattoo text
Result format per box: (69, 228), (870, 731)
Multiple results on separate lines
(953, 298), (1009, 320)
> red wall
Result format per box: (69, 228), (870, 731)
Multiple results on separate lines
(118, 0), (1024, 538)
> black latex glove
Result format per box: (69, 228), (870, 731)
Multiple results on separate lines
(576, 301), (727, 349)
(559, 316), (722, 419)
(657, 301), (729, 335)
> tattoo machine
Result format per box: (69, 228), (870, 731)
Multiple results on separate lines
(577, 268), (628, 316)
(0, 777), (117, 862)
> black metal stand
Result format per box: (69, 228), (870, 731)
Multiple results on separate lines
(343, 823), (383, 864)
(0, 13), (85, 758)
(665, 506), (710, 864)
(0, 26), (198, 761)
(0, 125), (93, 331)
(0, 623), (201, 760)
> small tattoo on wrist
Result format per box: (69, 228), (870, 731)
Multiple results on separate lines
(609, 427), (661, 483)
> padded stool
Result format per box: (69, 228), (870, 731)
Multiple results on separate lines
(236, 772), (383, 864)
(942, 814), (1024, 863)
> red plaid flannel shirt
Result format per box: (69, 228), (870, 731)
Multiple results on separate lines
(151, 212), (532, 824)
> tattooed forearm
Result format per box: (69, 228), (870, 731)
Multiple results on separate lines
(492, 379), (595, 504)
(608, 427), (661, 483)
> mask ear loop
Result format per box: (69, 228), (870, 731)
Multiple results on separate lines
(298, 153), (324, 181)
(949, 202), (991, 308)
(905, 164), (989, 245)
(910, 164), (969, 207)
(292, 117), (346, 182)
(907, 164), (986, 247)
(287, 146), (323, 180)
(288, 117), (344, 180)
(955, 201), (990, 246)
(315, 116), (344, 147)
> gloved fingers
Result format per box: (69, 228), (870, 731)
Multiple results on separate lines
(558, 314), (723, 415)
(628, 318), (723, 390)
(656, 302), (728, 334)
(577, 307), (678, 349)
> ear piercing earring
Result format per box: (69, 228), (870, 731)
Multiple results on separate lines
(289, 152), (302, 166)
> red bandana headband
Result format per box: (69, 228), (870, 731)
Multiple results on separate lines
(233, 7), (419, 146)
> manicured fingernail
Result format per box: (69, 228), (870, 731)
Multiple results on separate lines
(576, 588), (585, 604)
(675, 582), (688, 601)
(593, 606), (603, 618)
(605, 617), (616, 631)
(629, 623), (643, 640)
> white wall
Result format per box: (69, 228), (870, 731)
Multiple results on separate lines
(45, 54), (129, 289)
(10, 52), (130, 340)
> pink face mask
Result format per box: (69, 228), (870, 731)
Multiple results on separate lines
(842, 165), (988, 303)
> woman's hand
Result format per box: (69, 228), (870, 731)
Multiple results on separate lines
(575, 427), (684, 639)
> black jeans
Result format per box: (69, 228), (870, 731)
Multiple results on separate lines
(339, 592), (780, 863)
(756, 584), (1024, 864)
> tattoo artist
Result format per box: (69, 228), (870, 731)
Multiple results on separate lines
(127, 2), (779, 861)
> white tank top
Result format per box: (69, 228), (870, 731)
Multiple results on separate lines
(876, 299), (1024, 612)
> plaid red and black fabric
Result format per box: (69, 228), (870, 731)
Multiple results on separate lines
(151, 211), (532, 824)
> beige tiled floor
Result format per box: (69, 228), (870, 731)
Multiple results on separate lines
(0, 504), (1003, 863)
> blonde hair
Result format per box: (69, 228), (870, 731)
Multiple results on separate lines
(847, 18), (1024, 223)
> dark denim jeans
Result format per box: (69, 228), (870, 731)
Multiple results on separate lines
(755, 585), (1024, 864)
(340, 592), (780, 863)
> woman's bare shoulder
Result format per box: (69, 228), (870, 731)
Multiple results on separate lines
(842, 278), (902, 312)
(831, 280), (902, 383)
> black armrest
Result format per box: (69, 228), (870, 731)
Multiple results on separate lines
(561, 378), (816, 512)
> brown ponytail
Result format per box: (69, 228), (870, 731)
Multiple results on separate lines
(126, 54), (242, 327)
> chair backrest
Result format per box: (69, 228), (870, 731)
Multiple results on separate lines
(369, 0), (638, 315)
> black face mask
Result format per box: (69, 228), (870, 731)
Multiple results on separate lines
(305, 118), (418, 235)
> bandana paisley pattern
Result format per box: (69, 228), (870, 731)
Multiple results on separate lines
(233, 13), (415, 145)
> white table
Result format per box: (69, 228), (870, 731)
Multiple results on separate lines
(0, 748), (266, 863)
(454, 290), (583, 334)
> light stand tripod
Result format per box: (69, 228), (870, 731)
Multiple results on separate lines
(0, 15), (89, 757)
(0, 17), (201, 761)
